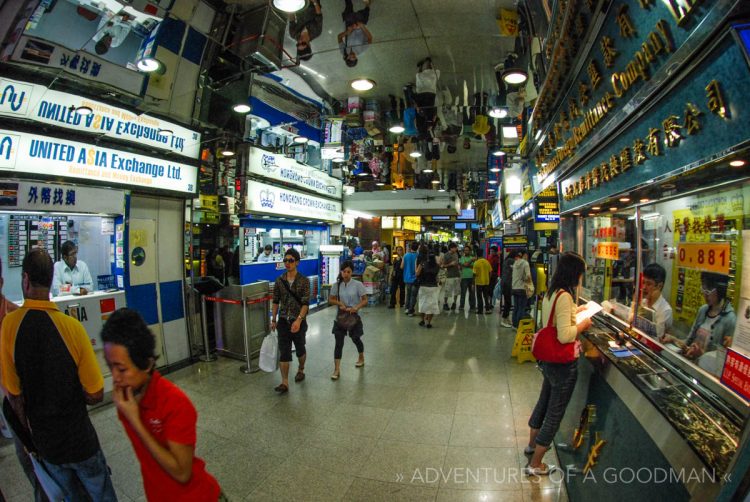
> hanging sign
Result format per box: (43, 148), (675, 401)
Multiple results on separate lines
(0, 129), (197, 195)
(245, 180), (342, 223)
(0, 78), (200, 158)
(535, 185), (560, 223)
(247, 147), (342, 199)
(676, 242), (731, 275)
(596, 242), (620, 261)
(0, 181), (125, 214)
(403, 216), (421, 232)
(721, 349), (750, 402)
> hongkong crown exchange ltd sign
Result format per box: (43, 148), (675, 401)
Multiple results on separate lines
(247, 147), (343, 200)
(246, 180), (342, 223)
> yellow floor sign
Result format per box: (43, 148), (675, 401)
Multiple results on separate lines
(511, 318), (537, 363)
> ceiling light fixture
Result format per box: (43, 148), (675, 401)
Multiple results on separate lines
(293, 136), (309, 144)
(640, 198), (650, 203)
(489, 107), (508, 119)
(490, 167), (501, 173)
(376, 181), (385, 186)
(619, 197), (630, 202)
(609, 207), (618, 211)
(492, 150), (506, 157)
(431, 179), (440, 184)
(488, 180), (498, 184)
(410, 151), (422, 158)
(233, 103), (251, 113)
(592, 206), (601, 211)
(389, 125), (405, 134)
(350, 78), (376, 91)
(136, 57), (164, 73)
(730, 159), (746, 167)
(73, 105), (93, 116)
(272, 0), (305, 12)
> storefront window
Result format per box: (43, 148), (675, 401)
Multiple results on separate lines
(581, 210), (637, 309)
(635, 181), (748, 379)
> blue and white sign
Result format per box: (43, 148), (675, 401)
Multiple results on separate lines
(247, 147), (343, 199)
(0, 180), (125, 214)
(0, 78), (200, 159)
(490, 202), (503, 228)
(0, 129), (197, 195)
(246, 180), (342, 223)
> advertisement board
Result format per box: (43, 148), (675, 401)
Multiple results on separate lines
(245, 180), (342, 223)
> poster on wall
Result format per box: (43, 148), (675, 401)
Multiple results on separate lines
(0, 129), (198, 195)
(670, 188), (744, 323)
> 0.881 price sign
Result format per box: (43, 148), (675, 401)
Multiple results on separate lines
(676, 242), (731, 275)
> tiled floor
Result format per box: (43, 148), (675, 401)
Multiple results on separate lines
(0, 304), (568, 502)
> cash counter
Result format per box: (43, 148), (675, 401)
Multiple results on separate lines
(50, 290), (127, 392)
(555, 306), (744, 501)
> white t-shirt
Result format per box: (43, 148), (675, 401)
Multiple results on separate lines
(416, 69), (440, 94)
(331, 279), (367, 308)
(642, 294), (673, 338)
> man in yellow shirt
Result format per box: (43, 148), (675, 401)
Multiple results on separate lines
(1, 249), (115, 500)
(473, 251), (493, 314)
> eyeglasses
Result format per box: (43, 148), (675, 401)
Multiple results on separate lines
(283, 258), (296, 264)
(701, 287), (717, 295)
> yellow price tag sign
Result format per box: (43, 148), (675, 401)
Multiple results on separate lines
(596, 242), (619, 260)
(677, 242), (731, 274)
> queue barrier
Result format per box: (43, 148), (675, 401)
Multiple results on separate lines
(200, 293), (273, 373)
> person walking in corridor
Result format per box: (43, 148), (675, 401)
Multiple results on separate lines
(329, 261), (368, 379)
(472, 251), (493, 314)
(458, 246), (476, 312)
(389, 245), (405, 308)
(512, 251), (532, 328)
(402, 242), (419, 316)
(500, 250), (517, 327)
(270, 249), (310, 394)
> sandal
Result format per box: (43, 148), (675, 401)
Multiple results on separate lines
(294, 371), (305, 382)
(523, 463), (555, 476)
(274, 383), (288, 394)
(355, 360), (365, 367)
(331, 372), (340, 380)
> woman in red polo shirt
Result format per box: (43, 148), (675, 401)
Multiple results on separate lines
(102, 308), (223, 501)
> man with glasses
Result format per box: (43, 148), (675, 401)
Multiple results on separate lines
(52, 241), (93, 296)
(637, 263), (673, 339)
(270, 249), (310, 394)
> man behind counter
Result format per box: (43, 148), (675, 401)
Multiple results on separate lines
(257, 245), (276, 263)
(52, 241), (93, 296)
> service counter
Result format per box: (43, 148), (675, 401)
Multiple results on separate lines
(239, 258), (321, 303)
(48, 290), (126, 392)
(555, 309), (742, 501)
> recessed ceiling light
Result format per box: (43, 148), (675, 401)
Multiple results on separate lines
(640, 198), (650, 203)
(490, 167), (501, 172)
(730, 159), (746, 167)
(487, 187), (496, 191)
(351, 78), (376, 91)
(158, 128), (173, 136)
(592, 206), (601, 210)
(502, 70), (527, 86)
(136, 58), (163, 73)
(431, 179), (440, 184)
(389, 125), (405, 134)
(488, 180), (498, 184)
(293, 136), (309, 144)
(573, 212), (580, 216)
(74, 106), (93, 116)
(221, 149), (235, 157)
(233, 103), (251, 113)
(492, 150), (506, 157)
(410, 151), (422, 158)
(489, 107), (508, 119)
(423, 168), (433, 173)
(619, 197), (630, 202)
(272, 0), (305, 12)
(609, 207), (618, 211)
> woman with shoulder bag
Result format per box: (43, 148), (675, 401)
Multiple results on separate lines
(524, 252), (592, 476)
(329, 261), (368, 380)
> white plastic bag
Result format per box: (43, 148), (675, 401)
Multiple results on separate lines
(259, 332), (279, 372)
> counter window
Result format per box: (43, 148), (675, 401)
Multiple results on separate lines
(637, 181), (748, 379)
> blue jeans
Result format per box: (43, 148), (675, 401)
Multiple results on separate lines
(512, 291), (528, 327)
(42, 449), (116, 502)
(405, 282), (418, 311)
(528, 361), (578, 447)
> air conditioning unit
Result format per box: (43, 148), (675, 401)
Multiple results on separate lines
(228, 5), (286, 72)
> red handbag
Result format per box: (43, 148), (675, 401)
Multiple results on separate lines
(532, 290), (580, 363)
